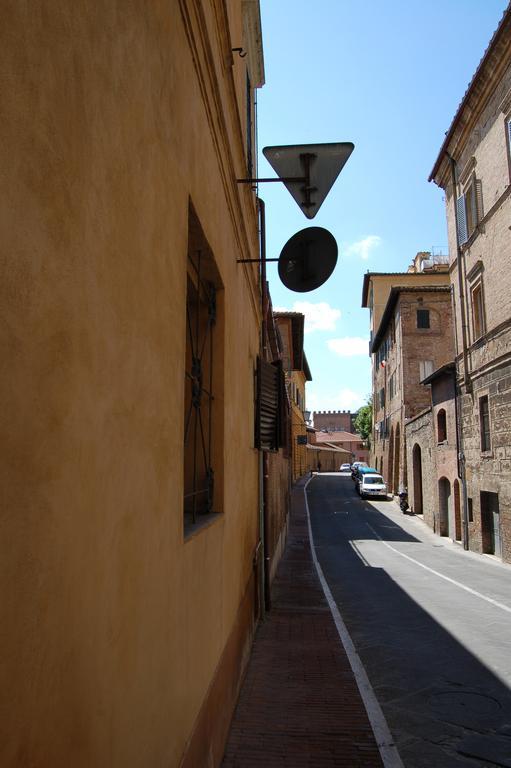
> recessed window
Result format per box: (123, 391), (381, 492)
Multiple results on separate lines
(184, 208), (224, 532)
(389, 371), (396, 400)
(417, 309), (430, 329)
(437, 409), (447, 442)
(479, 395), (491, 452)
(456, 175), (483, 244)
(471, 281), (486, 340)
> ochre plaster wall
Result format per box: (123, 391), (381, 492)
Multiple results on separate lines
(0, 3), (262, 766)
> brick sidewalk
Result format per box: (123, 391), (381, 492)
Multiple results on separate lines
(221, 480), (384, 768)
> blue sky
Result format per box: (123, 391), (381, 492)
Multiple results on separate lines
(257, 0), (508, 418)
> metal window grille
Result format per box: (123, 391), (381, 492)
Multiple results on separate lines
(184, 251), (216, 524)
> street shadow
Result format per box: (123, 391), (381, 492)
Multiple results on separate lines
(307, 473), (420, 543)
(306, 473), (511, 768)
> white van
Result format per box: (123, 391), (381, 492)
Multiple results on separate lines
(359, 473), (388, 500)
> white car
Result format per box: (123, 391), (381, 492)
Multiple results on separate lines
(359, 473), (388, 500)
(340, 463), (351, 472)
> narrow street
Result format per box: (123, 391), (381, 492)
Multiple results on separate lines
(307, 472), (511, 768)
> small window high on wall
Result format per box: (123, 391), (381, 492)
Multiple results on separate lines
(437, 409), (447, 443)
(479, 395), (491, 452)
(417, 309), (430, 329)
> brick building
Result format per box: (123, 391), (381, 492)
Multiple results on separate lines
(429, 5), (511, 562)
(362, 255), (454, 494)
(274, 312), (312, 481)
(405, 364), (461, 540)
(313, 409), (357, 433)
(312, 429), (368, 464)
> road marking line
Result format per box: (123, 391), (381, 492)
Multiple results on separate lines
(304, 479), (404, 768)
(365, 522), (511, 615)
(349, 540), (370, 566)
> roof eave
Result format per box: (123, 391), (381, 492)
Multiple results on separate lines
(429, 5), (511, 186)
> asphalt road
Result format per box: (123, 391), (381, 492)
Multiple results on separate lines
(306, 472), (511, 768)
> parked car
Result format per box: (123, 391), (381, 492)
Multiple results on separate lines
(354, 466), (379, 493)
(353, 465), (377, 487)
(340, 463), (351, 472)
(350, 461), (368, 480)
(359, 473), (388, 500)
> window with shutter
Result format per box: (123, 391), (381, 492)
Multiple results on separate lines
(465, 178), (481, 237)
(419, 360), (434, 381)
(255, 357), (281, 451)
(456, 194), (468, 245)
(471, 281), (486, 340)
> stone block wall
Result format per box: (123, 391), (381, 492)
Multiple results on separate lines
(460, 361), (511, 562)
(405, 409), (435, 528)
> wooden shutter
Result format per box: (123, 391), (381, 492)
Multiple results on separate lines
(475, 179), (483, 222)
(255, 357), (280, 451)
(456, 195), (468, 245)
(276, 361), (289, 449)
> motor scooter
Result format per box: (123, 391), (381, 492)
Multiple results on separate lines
(398, 488), (409, 513)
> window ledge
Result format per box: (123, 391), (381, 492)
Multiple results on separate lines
(184, 512), (222, 540)
(480, 450), (493, 459)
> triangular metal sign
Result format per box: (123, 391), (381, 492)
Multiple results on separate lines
(262, 142), (354, 219)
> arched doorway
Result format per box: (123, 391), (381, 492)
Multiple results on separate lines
(387, 427), (394, 491)
(412, 444), (423, 515)
(438, 477), (451, 536)
(393, 423), (400, 496)
(453, 479), (462, 541)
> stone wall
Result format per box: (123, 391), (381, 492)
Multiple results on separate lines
(460, 362), (511, 562)
(405, 409), (436, 529)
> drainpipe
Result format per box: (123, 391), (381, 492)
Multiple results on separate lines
(258, 197), (272, 612)
(448, 153), (471, 390)
(448, 155), (470, 550)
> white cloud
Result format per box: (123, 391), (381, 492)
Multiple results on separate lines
(334, 389), (366, 411)
(344, 235), (382, 260)
(327, 336), (369, 357)
(274, 301), (341, 333)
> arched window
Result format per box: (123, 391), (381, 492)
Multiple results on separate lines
(437, 409), (447, 443)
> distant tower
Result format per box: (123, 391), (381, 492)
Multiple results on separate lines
(312, 410), (355, 432)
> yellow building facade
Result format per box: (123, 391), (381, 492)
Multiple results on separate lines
(274, 313), (312, 481)
(0, 3), (270, 767)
